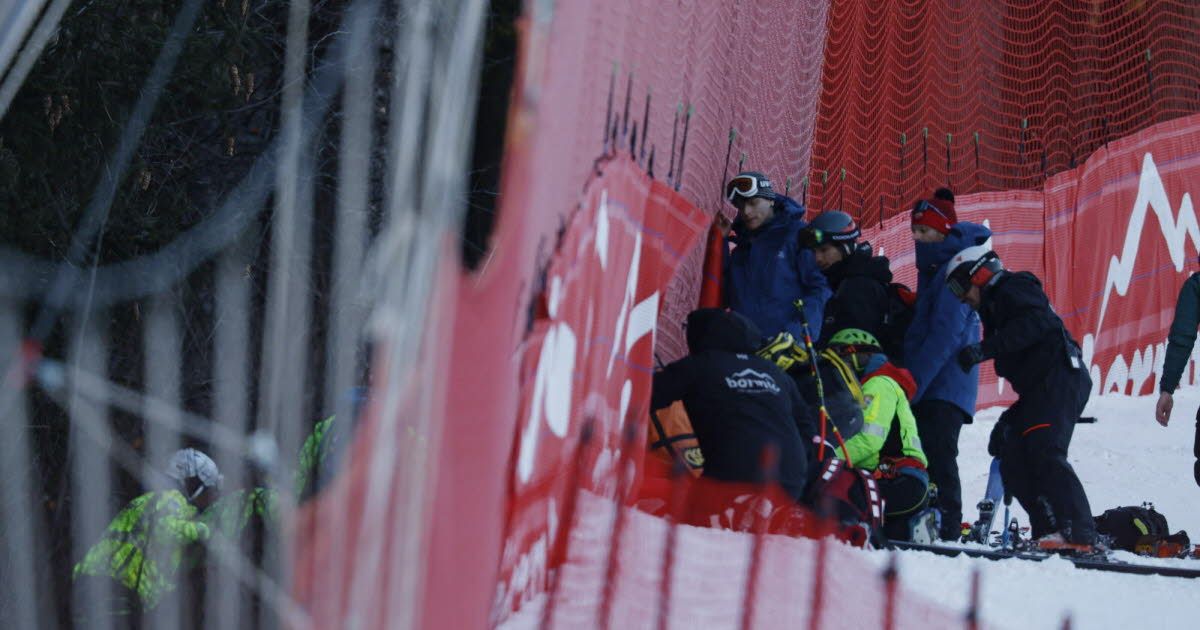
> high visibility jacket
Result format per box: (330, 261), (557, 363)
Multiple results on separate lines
(835, 363), (927, 472)
(202, 487), (279, 540)
(295, 415), (335, 496)
(73, 490), (209, 608)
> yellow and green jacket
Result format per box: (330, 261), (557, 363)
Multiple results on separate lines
(202, 487), (279, 540)
(834, 361), (927, 472)
(72, 490), (209, 608)
(294, 415), (335, 497)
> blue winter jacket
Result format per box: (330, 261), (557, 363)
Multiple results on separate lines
(903, 222), (992, 416)
(724, 195), (831, 342)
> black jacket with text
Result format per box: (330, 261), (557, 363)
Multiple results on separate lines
(652, 309), (817, 500)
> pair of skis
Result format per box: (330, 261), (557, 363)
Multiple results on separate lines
(888, 539), (1200, 579)
(890, 457), (1200, 579)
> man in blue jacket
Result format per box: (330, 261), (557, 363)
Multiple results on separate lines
(723, 171), (830, 342)
(902, 188), (990, 540)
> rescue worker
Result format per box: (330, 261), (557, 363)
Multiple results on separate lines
(652, 308), (818, 501)
(825, 328), (933, 541)
(73, 448), (220, 612)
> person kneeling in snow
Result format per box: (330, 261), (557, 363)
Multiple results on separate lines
(73, 448), (220, 615)
(823, 328), (934, 542)
(949, 246), (1098, 550)
(651, 308), (818, 502)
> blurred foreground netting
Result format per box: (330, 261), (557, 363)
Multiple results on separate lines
(0, 0), (494, 627)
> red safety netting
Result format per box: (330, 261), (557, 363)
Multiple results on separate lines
(861, 112), (1200, 408)
(294, 2), (1200, 629)
(810, 0), (1200, 225)
(504, 1), (832, 366)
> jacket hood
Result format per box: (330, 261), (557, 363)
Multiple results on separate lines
(866, 362), (919, 401)
(826, 242), (893, 285)
(915, 221), (992, 273)
(685, 308), (764, 355)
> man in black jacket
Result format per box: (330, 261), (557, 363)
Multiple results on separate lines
(799, 210), (896, 351)
(949, 246), (1098, 549)
(652, 308), (818, 501)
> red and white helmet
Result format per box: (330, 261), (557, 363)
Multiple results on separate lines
(944, 245), (1003, 298)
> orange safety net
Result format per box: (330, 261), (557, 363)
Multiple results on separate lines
(809, 0), (1200, 225)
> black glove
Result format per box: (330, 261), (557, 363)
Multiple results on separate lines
(988, 421), (1011, 457)
(957, 343), (988, 372)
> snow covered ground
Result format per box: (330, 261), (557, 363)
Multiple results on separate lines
(869, 388), (1200, 629)
(500, 390), (1200, 629)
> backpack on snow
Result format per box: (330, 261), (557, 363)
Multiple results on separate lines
(805, 457), (885, 547)
(879, 282), (916, 365)
(1095, 504), (1189, 555)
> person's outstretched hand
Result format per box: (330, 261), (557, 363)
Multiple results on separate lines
(1155, 391), (1173, 427)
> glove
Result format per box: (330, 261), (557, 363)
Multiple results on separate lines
(757, 331), (808, 370)
(957, 343), (988, 372)
(988, 421), (1011, 457)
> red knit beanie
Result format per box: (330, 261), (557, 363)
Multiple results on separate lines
(910, 190), (957, 235)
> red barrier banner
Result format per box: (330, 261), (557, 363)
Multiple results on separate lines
(863, 113), (1200, 410)
(1048, 114), (1200, 398)
(494, 155), (709, 622)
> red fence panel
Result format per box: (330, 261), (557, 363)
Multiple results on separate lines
(863, 112), (1200, 410)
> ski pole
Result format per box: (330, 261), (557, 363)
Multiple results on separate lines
(793, 299), (852, 468)
(1000, 491), (1013, 550)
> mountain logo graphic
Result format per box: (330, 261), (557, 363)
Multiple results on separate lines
(725, 368), (781, 394)
(1095, 153), (1198, 338)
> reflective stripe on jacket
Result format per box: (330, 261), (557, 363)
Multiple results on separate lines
(836, 372), (927, 472)
(73, 490), (208, 607)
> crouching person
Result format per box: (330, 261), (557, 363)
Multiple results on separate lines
(949, 246), (1097, 551)
(651, 308), (817, 502)
(73, 448), (220, 617)
(824, 329), (935, 542)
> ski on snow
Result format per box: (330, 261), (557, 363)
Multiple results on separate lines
(886, 539), (1200, 579)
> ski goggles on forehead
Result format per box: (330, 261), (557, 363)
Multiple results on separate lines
(726, 175), (766, 202)
(799, 225), (859, 249)
(913, 199), (950, 220)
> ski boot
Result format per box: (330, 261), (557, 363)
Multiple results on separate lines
(908, 508), (942, 545)
(1035, 531), (1103, 555)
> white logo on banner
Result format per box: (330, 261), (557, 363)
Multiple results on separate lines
(515, 187), (660, 484)
(1085, 152), (1198, 395)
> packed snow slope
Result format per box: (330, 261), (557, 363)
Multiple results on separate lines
(501, 389), (1200, 629)
(875, 388), (1200, 629)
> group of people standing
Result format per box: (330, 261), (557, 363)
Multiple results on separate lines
(652, 170), (1100, 549)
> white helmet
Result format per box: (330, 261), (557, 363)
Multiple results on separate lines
(166, 448), (223, 500)
(944, 244), (1003, 297)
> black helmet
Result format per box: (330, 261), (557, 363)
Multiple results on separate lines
(725, 171), (776, 207)
(945, 245), (1003, 298)
(800, 210), (860, 252)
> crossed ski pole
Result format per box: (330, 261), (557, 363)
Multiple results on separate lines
(793, 299), (852, 468)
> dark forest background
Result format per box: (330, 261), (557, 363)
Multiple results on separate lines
(0, 0), (517, 626)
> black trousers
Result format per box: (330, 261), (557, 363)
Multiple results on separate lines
(913, 400), (968, 537)
(880, 473), (930, 541)
(1193, 406), (1200, 487)
(998, 366), (1096, 543)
